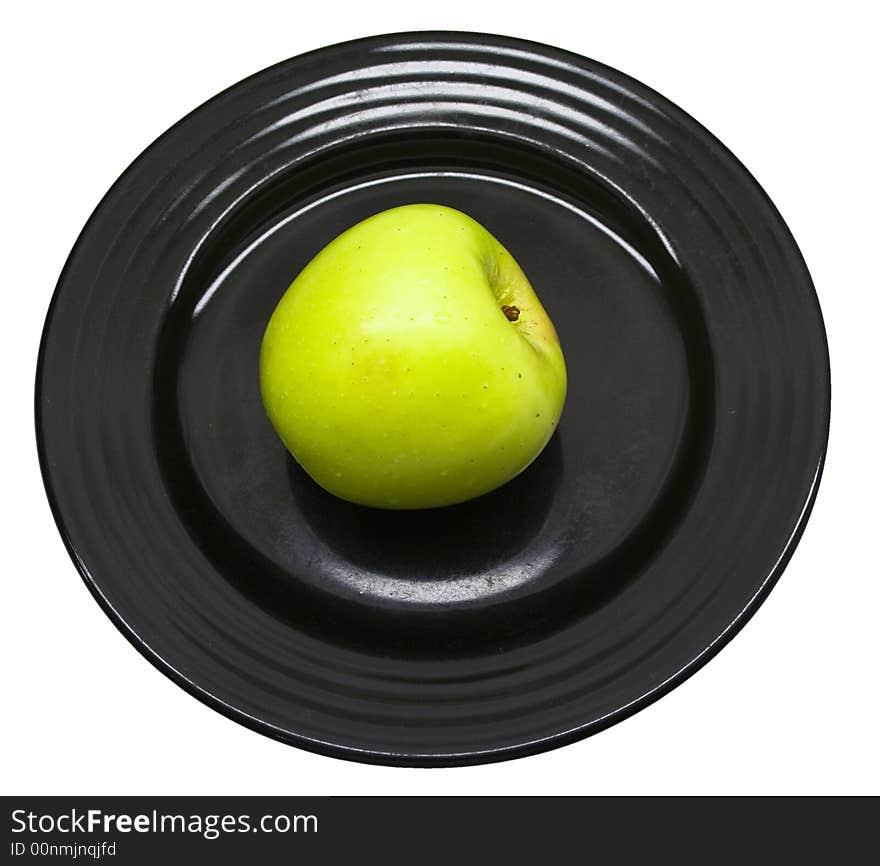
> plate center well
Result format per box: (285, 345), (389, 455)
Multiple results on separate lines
(157, 137), (706, 647)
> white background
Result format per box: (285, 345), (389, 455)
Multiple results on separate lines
(3, 1), (877, 795)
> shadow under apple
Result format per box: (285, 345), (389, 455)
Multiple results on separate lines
(288, 432), (563, 587)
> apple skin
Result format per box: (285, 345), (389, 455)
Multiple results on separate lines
(260, 204), (567, 509)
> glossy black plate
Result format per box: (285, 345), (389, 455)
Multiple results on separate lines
(36, 32), (830, 765)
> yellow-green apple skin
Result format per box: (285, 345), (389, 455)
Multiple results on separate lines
(259, 204), (567, 509)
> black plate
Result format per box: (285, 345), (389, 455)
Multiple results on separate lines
(36, 32), (829, 766)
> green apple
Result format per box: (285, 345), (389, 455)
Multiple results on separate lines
(260, 204), (567, 509)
